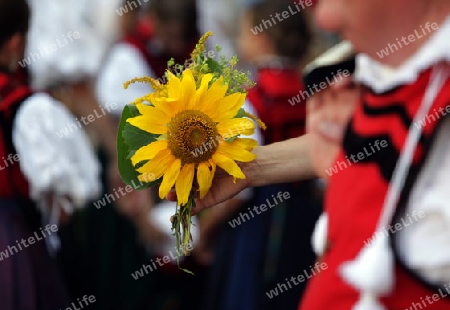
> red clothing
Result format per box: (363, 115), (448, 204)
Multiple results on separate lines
(0, 68), (71, 310)
(0, 68), (32, 198)
(300, 68), (450, 309)
(248, 67), (307, 144)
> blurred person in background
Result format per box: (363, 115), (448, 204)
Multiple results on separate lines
(201, 1), (322, 310)
(23, 0), (160, 309)
(241, 1), (323, 309)
(0, 0), (101, 309)
(97, 0), (200, 108)
(173, 0), (450, 309)
(196, 0), (243, 60)
(96, 0), (209, 309)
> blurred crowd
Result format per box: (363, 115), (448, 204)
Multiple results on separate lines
(1, 0), (336, 309)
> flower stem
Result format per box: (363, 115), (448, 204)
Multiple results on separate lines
(171, 193), (195, 275)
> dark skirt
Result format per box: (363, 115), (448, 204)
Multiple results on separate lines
(0, 198), (70, 310)
(203, 180), (323, 310)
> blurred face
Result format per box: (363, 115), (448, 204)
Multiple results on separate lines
(120, 11), (139, 36)
(154, 19), (187, 57)
(314, 0), (427, 61)
(0, 33), (26, 69)
(238, 14), (256, 63)
(237, 13), (274, 63)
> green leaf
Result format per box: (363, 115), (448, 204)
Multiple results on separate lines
(206, 57), (223, 76)
(225, 136), (239, 143)
(234, 108), (247, 118)
(117, 104), (161, 189)
(122, 123), (158, 154)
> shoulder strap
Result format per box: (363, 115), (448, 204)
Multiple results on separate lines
(0, 71), (33, 197)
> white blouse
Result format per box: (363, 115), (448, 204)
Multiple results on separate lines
(12, 93), (101, 212)
(96, 43), (156, 116)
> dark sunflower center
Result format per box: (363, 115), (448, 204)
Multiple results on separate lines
(167, 110), (219, 164)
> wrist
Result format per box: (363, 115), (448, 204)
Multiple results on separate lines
(243, 146), (264, 188)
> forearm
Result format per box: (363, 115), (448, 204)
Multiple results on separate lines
(246, 134), (316, 187)
(181, 134), (317, 213)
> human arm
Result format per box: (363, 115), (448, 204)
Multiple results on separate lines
(12, 93), (101, 217)
(190, 134), (316, 214)
(190, 80), (360, 213)
(306, 77), (360, 179)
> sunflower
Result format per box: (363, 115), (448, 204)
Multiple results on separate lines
(127, 69), (257, 206)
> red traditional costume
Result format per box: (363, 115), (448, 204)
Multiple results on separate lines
(248, 65), (307, 144)
(301, 16), (450, 310)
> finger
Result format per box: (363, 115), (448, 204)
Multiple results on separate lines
(330, 76), (354, 90)
(166, 189), (177, 201)
(317, 120), (344, 143)
(307, 92), (324, 113)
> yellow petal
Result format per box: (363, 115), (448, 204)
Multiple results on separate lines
(167, 71), (181, 100)
(137, 149), (174, 181)
(149, 94), (179, 118)
(127, 105), (169, 134)
(149, 73), (183, 117)
(232, 138), (258, 151)
(131, 140), (168, 166)
(180, 70), (197, 110)
(216, 140), (256, 163)
(198, 77), (228, 115)
(196, 74), (214, 112)
(197, 161), (216, 199)
(209, 92), (246, 123)
(159, 158), (181, 199)
(135, 102), (169, 120)
(217, 118), (255, 139)
(175, 163), (195, 205)
(212, 153), (245, 180)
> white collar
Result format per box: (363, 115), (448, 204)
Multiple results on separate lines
(354, 15), (450, 93)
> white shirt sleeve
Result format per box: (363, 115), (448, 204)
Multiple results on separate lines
(396, 116), (450, 285)
(96, 43), (156, 116)
(12, 93), (101, 211)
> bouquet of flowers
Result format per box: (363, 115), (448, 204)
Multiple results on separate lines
(117, 32), (264, 266)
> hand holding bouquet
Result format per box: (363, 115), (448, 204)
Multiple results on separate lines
(117, 32), (264, 268)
